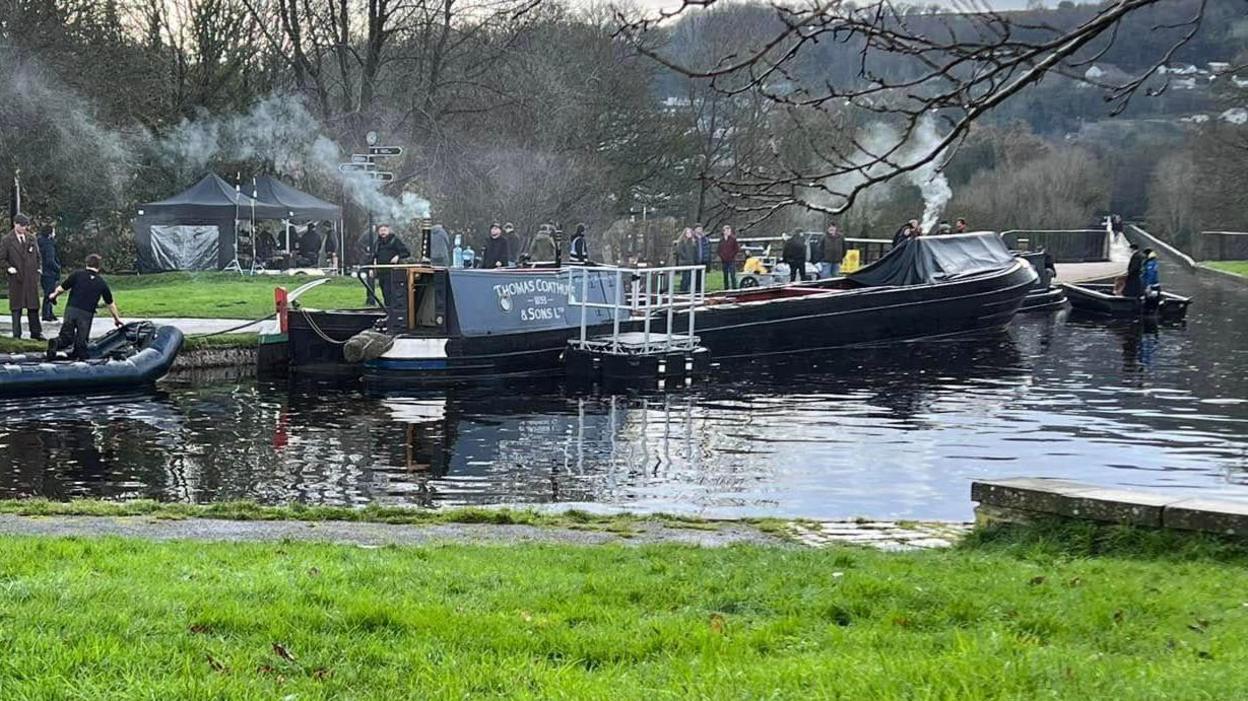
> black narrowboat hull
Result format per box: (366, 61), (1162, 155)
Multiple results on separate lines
(667, 260), (1036, 358)
(1061, 283), (1190, 321)
(362, 260), (1034, 378)
(362, 324), (617, 382)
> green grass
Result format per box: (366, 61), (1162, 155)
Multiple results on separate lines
(0, 333), (258, 354)
(0, 498), (697, 530)
(0, 519), (1246, 699)
(1206, 261), (1248, 277)
(105, 271), (367, 319)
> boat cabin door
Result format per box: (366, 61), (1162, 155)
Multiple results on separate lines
(389, 267), (449, 334)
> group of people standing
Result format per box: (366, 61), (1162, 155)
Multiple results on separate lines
(1122, 243), (1161, 298)
(2, 214), (123, 360)
(780, 224), (848, 283)
(671, 221), (852, 291)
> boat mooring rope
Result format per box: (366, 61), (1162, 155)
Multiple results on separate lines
(184, 313), (276, 339)
(297, 309), (354, 345)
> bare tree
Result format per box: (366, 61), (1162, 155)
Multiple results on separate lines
(617, 0), (1228, 224)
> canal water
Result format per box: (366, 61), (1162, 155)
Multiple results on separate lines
(1, 261), (1244, 520)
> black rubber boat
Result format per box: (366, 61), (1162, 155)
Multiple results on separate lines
(0, 321), (184, 396)
(1061, 283), (1191, 321)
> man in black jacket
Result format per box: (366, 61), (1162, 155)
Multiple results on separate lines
(481, 223), (510, 269)
(46, 253), (124, 360)
(1123, 243), (1145, 298)
(782, 232), (807, 282)
(37, 225), (60, 321)
(295, 223), (322, 267)
(370, 224), (411, 308)
(568, 223), (589, 264)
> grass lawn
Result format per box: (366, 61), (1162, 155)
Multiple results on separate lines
(1206, 261), (1248, 277)
(22, 268), (787, 321)
(0, 520), (1246, 699)
(104, 272), (368, 319)
(0, 332), (258, 354)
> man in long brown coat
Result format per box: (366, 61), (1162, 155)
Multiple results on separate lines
(0, 214), (44, 339)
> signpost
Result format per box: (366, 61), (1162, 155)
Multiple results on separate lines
(339, 132), (404, 268)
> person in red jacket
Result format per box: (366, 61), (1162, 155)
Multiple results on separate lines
(717, 225), (741, 290)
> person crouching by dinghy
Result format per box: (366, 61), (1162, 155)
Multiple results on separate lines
(46, 254), (123, 361)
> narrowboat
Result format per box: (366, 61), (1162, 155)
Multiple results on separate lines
(286, 232), (1036, 380)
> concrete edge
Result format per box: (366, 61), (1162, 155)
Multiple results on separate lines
(1128, 225), (1197, 269)
(173, 346), (258, 370)
(971, 478), (1248, 536)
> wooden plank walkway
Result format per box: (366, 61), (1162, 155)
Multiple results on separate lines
(972, 478), (1248, 535)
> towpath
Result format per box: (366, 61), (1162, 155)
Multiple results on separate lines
(0, 317), (264, 338)
(0, 514), (968, 551)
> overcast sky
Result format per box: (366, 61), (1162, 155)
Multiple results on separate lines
(621, 0), (1046, 15)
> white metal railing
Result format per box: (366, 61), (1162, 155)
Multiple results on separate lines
(567, 264), (707, 356)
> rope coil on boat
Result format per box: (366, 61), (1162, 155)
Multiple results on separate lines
(297, 309), (355, 346)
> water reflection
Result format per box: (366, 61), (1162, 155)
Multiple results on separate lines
(0, 260), (1244, 519)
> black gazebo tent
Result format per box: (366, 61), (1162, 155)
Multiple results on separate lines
(135, 174), (288, 272)
(252, 175), (343, 260)
(135, 174), (343, 272)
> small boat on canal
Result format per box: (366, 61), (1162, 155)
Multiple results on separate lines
(1061, 282), (1191, 321)
(0, 321), (184, 397)
(283, 232), (1036, 380)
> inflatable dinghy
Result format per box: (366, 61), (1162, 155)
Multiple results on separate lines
(0, 322), (184, 396)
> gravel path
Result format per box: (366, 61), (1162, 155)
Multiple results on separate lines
(0, 514), (788, 548)
(0, 514), (973, 550)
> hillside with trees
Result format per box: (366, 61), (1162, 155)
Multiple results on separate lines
(0, 0), (1244, 264)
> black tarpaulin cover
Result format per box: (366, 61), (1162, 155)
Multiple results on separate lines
(140, 174), (288, 219)
(252, 176), (340, 221)
(847, 232), (1017, 287)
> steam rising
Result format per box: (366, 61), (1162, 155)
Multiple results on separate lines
(908, 117), (952, 233)
(0, 55), (136, 199)
(155, 95), (430, 222)
(817, 114), (953, 231)
(1, 70), (430, 223)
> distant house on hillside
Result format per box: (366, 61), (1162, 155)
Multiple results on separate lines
(1208, 62), (1232, 75)
(1080, 64), (1131, 88)
(1160, 63), (1202, 76)
(1221, 108), (1248, 126)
